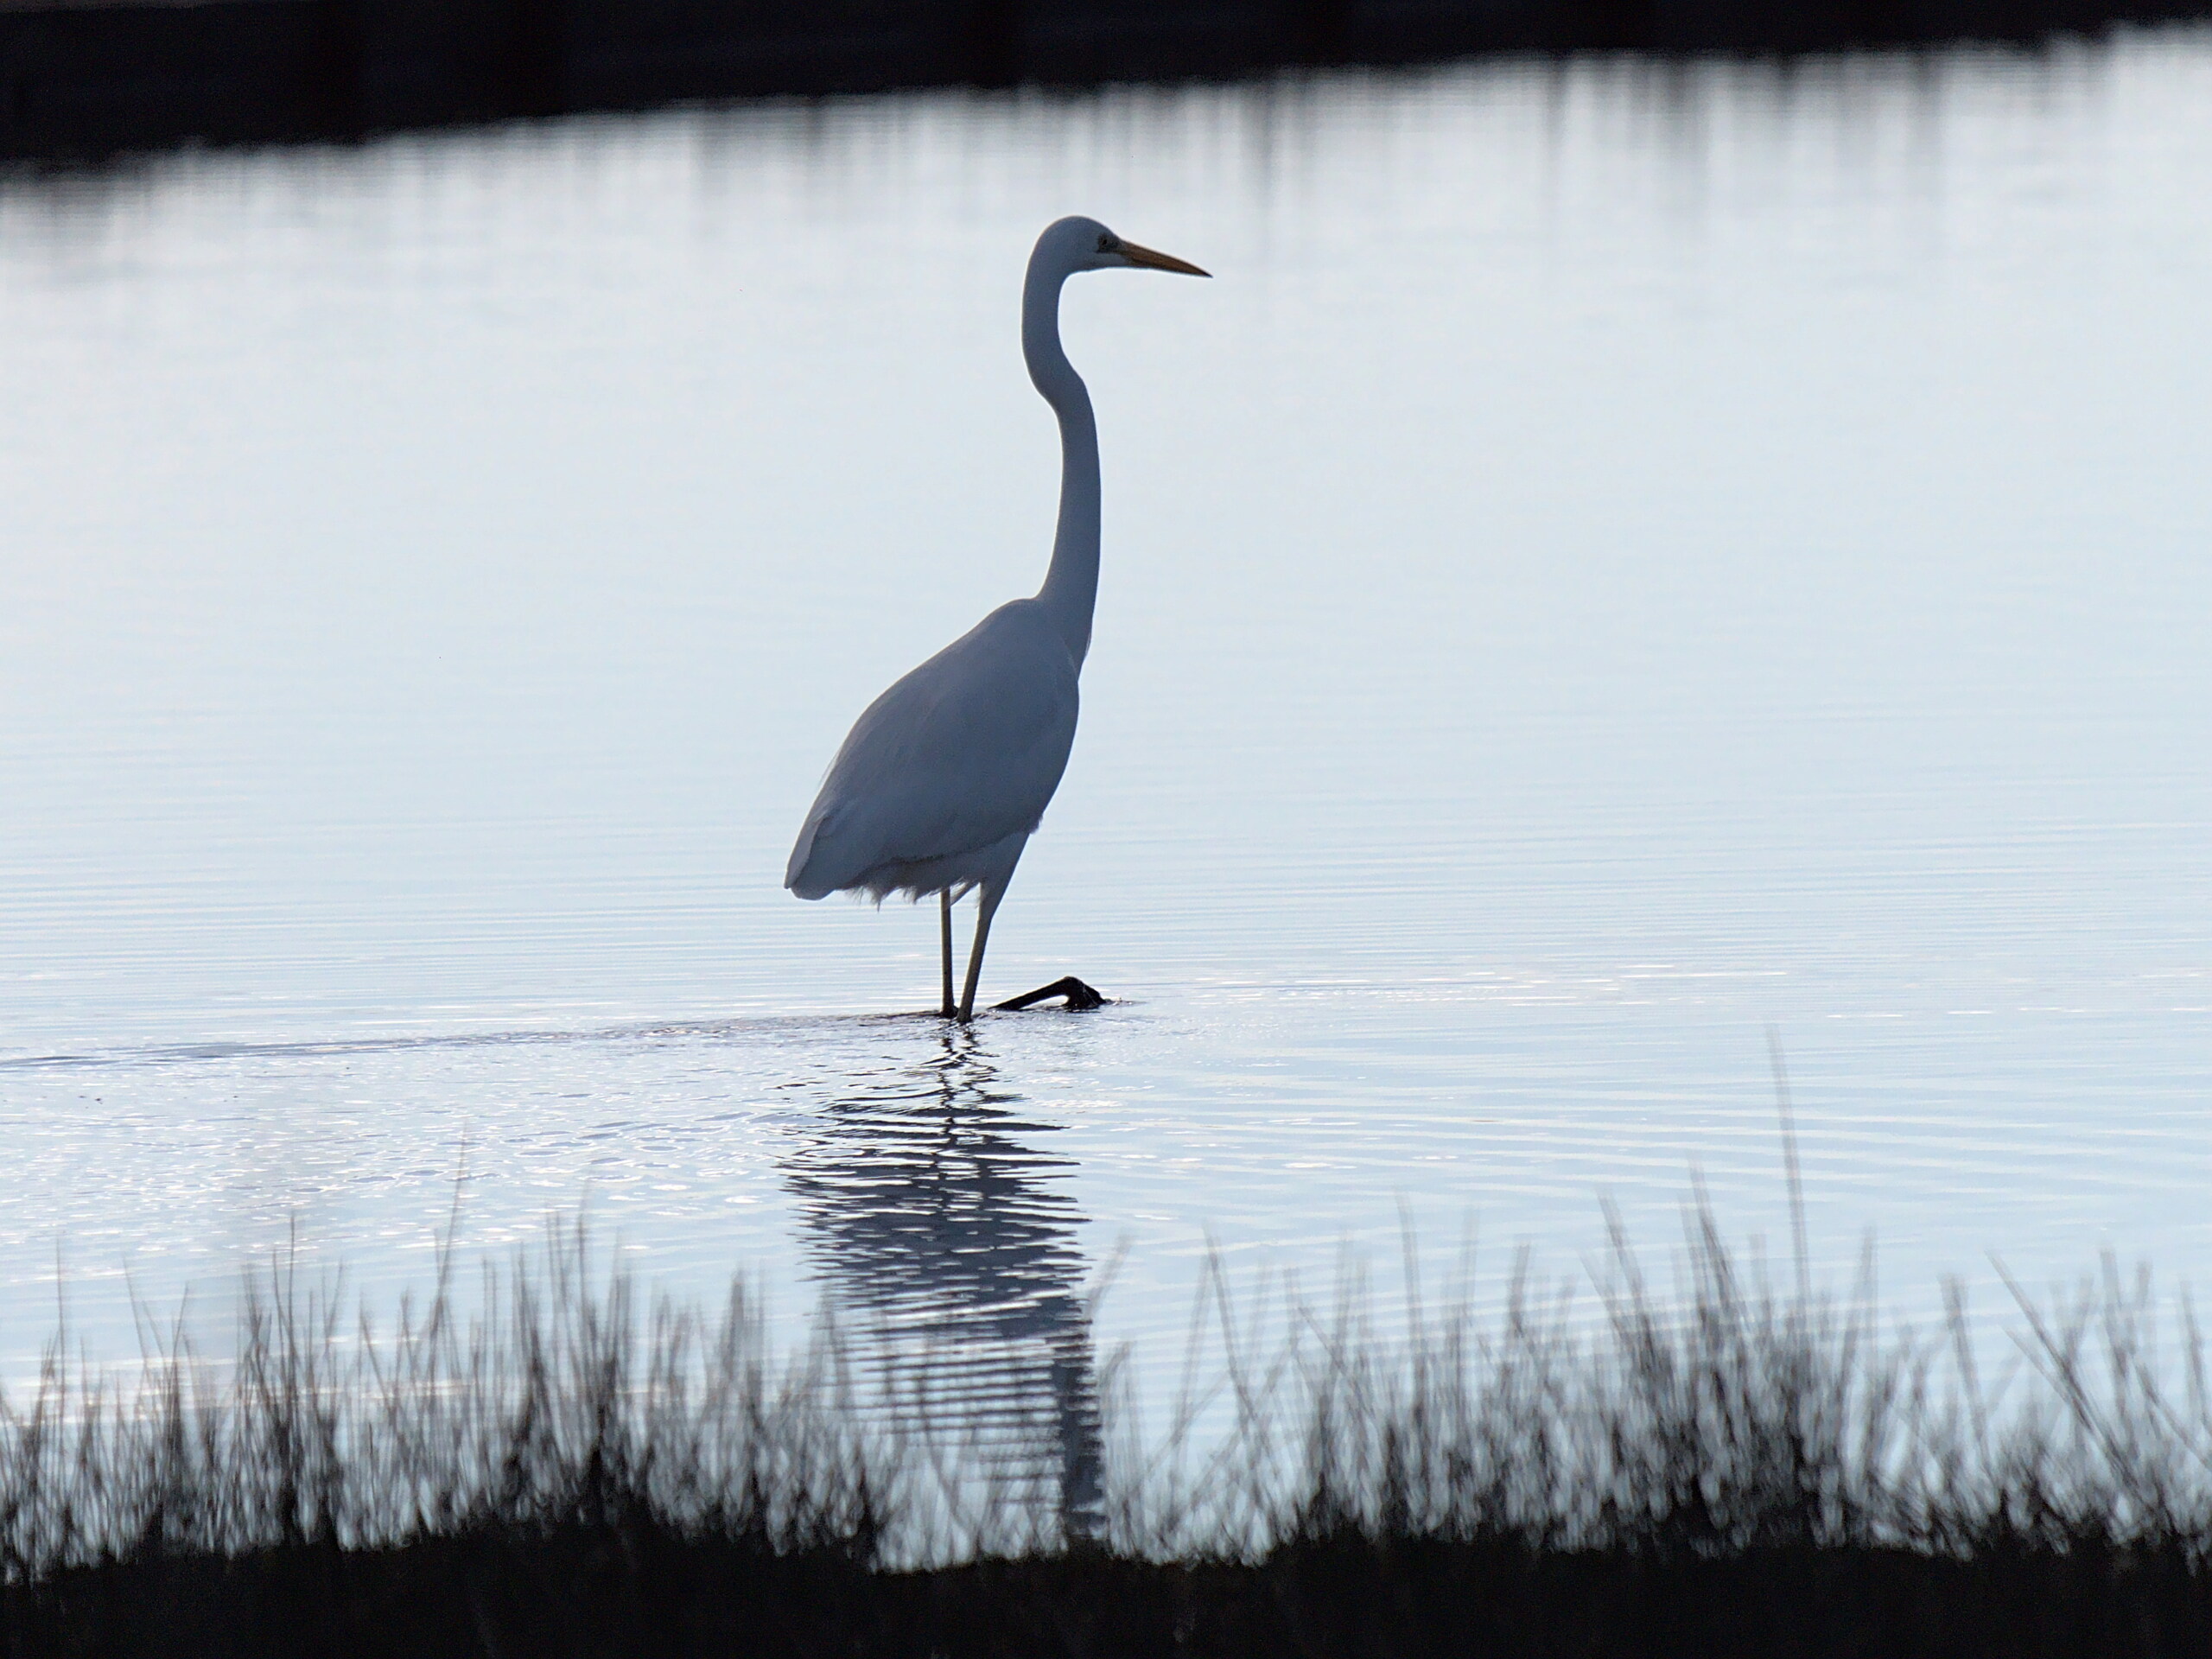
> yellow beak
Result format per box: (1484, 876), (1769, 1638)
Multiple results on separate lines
(1116, 239), (1211, 277)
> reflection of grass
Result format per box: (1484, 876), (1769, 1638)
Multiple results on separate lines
(3, 1211), (2210, 1655)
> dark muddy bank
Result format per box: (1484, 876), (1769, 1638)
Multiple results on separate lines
(4, 0), (2207, 158)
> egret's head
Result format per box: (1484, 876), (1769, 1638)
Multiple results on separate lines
(1043, 215), (1211, 279)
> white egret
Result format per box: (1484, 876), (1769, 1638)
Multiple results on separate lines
(785, 216), (1208, 1020)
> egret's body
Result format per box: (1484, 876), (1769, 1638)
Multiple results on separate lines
(785, 216), (1206, 1019)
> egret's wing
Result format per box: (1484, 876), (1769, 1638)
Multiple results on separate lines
(787, 601), (1080, 898)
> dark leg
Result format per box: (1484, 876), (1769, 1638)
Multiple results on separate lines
(939, 889), (957, 1019)
(956, 880), (1006, 1022)
(995, 977), (1107, 1012)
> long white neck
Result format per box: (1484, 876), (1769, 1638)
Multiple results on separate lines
(1024, 249), (1101, 672)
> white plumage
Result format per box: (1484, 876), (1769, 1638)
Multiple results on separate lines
(785, 216), (1208, 1020)
(785, 600), (1079, 905)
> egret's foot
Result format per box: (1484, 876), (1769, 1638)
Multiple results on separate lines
(994, 976), (1107, 1012)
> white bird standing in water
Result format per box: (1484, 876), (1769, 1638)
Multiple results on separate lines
(785, 217), (1208, 1020)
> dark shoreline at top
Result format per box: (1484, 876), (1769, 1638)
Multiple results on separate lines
(1, 0), (2207, 163)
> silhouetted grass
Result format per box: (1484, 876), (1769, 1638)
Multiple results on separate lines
(1, 1209), (2209, 1656)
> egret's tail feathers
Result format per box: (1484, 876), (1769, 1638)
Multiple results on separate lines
(785, 807), (838, 899)
(786, 817), (1029, 908)
(786, 814), (931, 903)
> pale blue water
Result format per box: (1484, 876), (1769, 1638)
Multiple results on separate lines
(3, 39), (2211, 1497)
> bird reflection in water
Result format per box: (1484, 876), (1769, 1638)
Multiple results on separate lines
(780, 1027), (1106, 1543)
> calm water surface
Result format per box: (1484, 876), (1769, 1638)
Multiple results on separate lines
(3, 38), (2211, 1484)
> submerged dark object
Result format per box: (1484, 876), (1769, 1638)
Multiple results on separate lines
(995, 975), (1107, 1011)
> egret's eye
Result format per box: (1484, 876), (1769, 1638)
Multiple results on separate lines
(1096, 232), (1116, 253)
